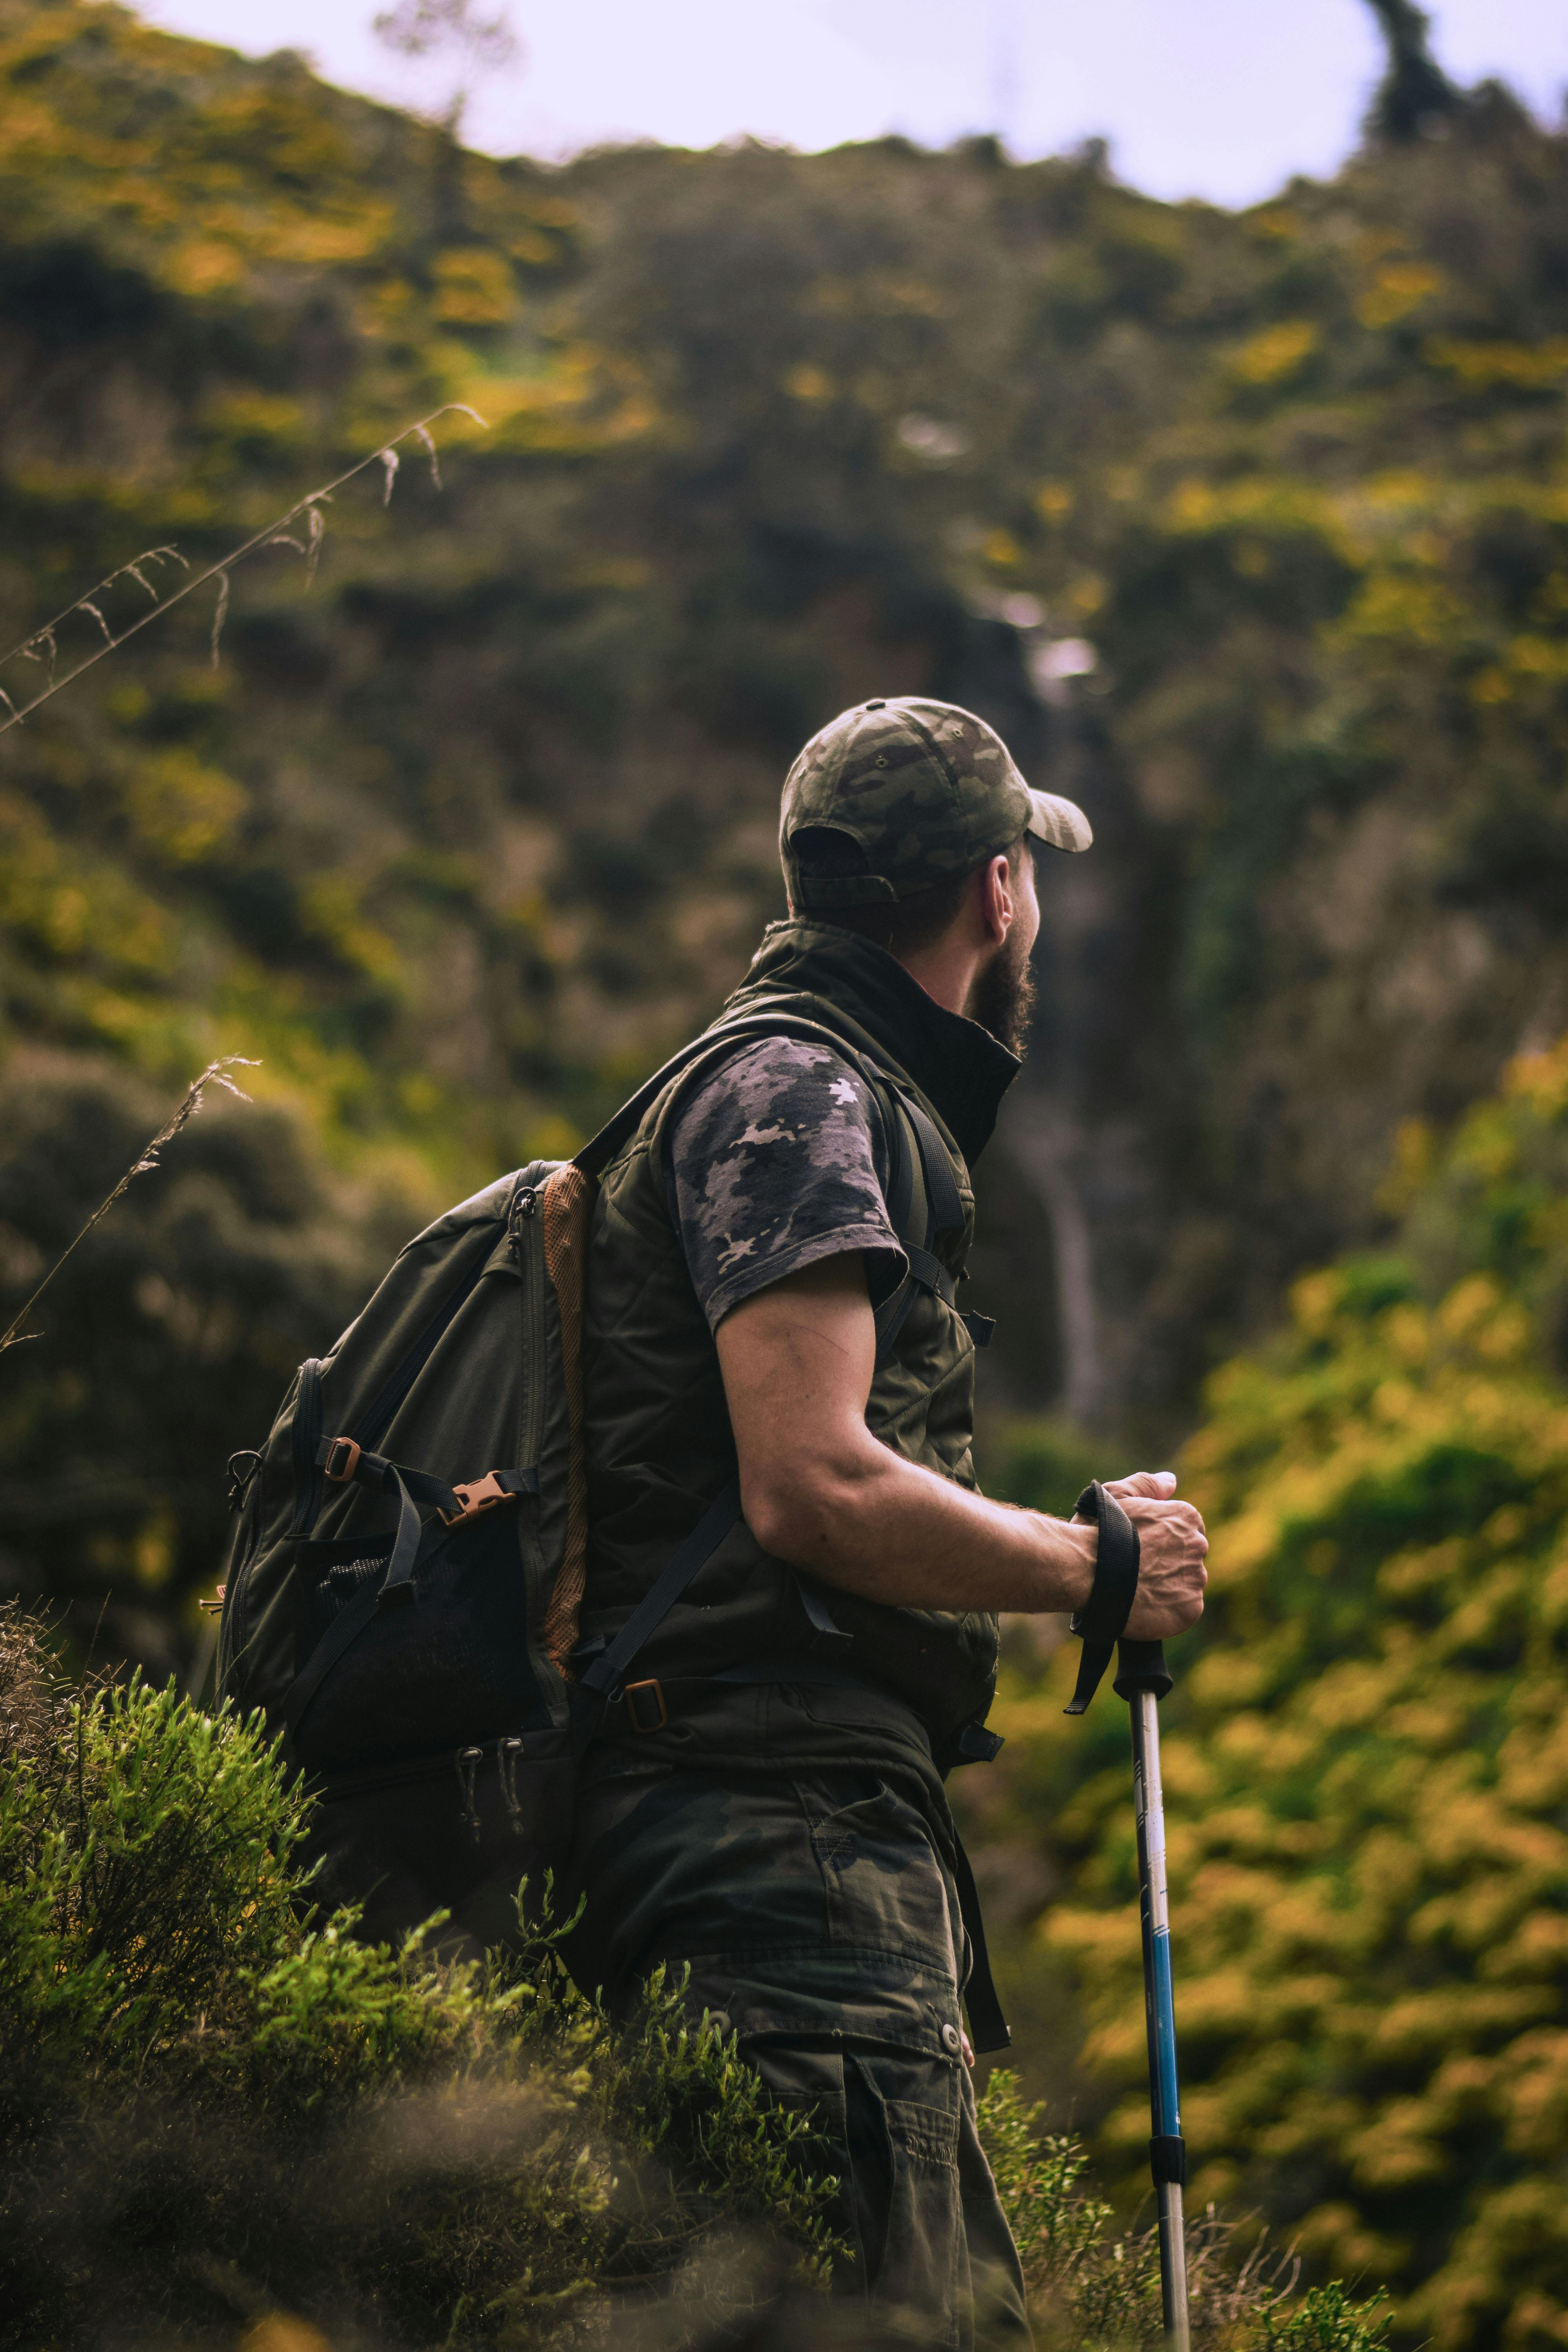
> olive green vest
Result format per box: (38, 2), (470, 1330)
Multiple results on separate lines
(577, 921), (1018, 1771)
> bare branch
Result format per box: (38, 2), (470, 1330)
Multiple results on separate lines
(0, 1058), (260, 1355)
(379, 447), (400, 505)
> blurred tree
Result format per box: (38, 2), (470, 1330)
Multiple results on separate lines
(0, 1063), (415, 1677)
(373, 0), (521, 137)
(1363, 0), (1459, 142)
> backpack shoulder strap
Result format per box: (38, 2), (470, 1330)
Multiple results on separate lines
(573, 1010), (896, 1179)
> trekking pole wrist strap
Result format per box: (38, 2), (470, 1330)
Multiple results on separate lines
(1064, 1479), (1140, 1717)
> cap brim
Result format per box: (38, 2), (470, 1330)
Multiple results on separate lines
(1024, 787), (1093, 853)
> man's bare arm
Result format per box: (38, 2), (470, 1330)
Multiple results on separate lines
(714, 1253), (1207, 1638)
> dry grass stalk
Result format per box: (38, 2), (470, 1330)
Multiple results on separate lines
(0, 1057), (258, 1354)
(0, 403), (487, 735)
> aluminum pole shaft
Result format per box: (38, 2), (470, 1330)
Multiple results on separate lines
(1131, 1689), (1190, 2350)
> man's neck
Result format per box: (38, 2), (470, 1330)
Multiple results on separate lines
(893, 935), (982, 1021)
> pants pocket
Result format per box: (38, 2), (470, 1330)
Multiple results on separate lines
(876, 2092), (964, 2343)
(808, 1784), (962, 1976)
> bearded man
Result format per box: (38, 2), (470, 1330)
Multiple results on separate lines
(566, 698), (1208, 2344)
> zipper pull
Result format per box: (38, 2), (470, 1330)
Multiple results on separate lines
(510, 1183), (538, 1256)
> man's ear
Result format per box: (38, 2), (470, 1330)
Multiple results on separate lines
(978, 853), (1013, 946)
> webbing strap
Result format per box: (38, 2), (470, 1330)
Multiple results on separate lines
(288, 1359), (324, 1538)
(283, 1514), (453, 1738)
(871, 1087), (969, 1364)
(795, 1575), (854, 1648)
(950, 1825), (1011, 2053)
(575, 1015), (876, 1180)
(1064, 1480), (1142, 1716)
(312, 1439), (470, 1608)
(905, 1244), (957, 1308)
(580, 1477), (745, 1699)
(893, 1086), (965, 1240)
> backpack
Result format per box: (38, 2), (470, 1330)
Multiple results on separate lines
(214, 1019), (998, 1964)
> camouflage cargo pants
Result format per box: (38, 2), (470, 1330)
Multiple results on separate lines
(565, 1763), (1031, 2350)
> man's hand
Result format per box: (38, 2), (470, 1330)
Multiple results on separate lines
(1098, 1470), (1207, 1639)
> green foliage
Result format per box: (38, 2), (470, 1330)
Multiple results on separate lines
(977, 2069), (1392, 2352)
(6, 0), (1568, 1661)
(0, 1610), (1399, 2348)
(0, 1060), (417, 1673)
(0, 1607), (842, 2345)
(975, 1039), (1568, 2347)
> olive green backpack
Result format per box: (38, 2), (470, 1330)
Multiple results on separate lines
(216, 1019), (975, 1951)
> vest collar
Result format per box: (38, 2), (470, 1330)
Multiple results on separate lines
(724, 920), (1020, 1167)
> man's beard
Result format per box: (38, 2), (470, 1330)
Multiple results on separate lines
(967, 927), (1036, 1058)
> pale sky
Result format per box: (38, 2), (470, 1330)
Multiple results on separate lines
(135, 0), (1566, 209)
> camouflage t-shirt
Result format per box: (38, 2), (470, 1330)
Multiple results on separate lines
(665, 1039), (906, 1329)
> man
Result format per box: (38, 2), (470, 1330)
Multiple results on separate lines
(566, 697), (1208, 2343)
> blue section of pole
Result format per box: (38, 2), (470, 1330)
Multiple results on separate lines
(1149, 1927), (1181, 2136)
(1125, 1659), (1191, 2351)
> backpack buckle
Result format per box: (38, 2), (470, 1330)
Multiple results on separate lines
(440, 1470), (518, 1528)
(624, 1678), (668, 1733)
(322, 1437), (361, 1484)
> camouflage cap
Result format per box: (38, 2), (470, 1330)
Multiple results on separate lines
(780, 697), (1092, 913)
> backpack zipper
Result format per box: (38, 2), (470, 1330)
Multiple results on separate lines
(511, 1181), (544, 1475)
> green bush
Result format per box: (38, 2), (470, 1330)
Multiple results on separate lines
(978, 2070), (1391, 2352)
(0, 1608), (1392, 2348)
(0, 1606), (840, 2347)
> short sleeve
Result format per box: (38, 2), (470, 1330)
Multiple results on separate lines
(665, 1038), (907, 1330)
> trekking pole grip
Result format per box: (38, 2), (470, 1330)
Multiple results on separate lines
(1114, 1639), (1173, 1700)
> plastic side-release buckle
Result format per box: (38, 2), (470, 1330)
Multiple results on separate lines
(321, 1436), (361, 1484)
(624, 1678), (668, 1733)
(440, 1470), (521, 1528)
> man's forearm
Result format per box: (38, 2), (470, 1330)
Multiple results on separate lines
(716, 1255), (1206, 1634)
(743, 1430), (1096, 1614)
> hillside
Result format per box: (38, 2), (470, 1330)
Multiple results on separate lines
(969, 1034), (1568, 2344)
(2, 2), (1567, 1658)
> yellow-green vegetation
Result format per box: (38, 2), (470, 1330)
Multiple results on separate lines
(6, 8), (1568, 2337)
(0, 1606), (1390, 2350)
(5, 0), (1568, 1651)
(978, 1038), (1568, 2344)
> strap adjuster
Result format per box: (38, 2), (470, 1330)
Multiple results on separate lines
(439, 1470), (521, 1528)
(624, 1677), (668, 1733)
(322, 1436), (361, 1483)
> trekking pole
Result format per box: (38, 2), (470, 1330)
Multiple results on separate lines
(1117, 1639), (1189, 2350)
(1065, 1484), (1190, 2351)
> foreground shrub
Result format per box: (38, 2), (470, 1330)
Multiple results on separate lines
(0, 1606), (840, 2347)
(1, 1609), (1391, 2347)
(978, 2071), (1391, 2352)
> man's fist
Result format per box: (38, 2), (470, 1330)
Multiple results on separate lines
(1091, 1470), (1208, 1639)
